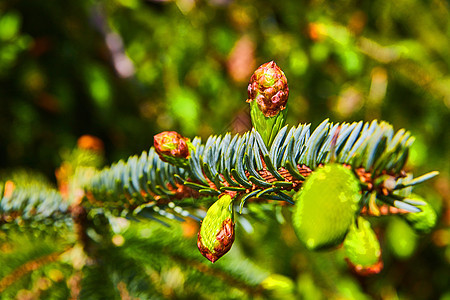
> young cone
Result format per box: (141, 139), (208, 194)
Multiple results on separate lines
(402, 194), (437, 234)
(292, 164), (361, 250)
(154, 131), (193, 168)
(247, 61), (289, 147)
(344, 217), (383, 275)
(197, 194), (235, 263)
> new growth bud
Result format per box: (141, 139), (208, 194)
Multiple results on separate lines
(197, 194), (235, 263)
(154, 131), (192, 168)
(402, 194), (437, 234)
(344, 217), (383, 275)
(247, 61), (289, 117)
(292, 164), (361, 250)
(247, 61), (289, 147)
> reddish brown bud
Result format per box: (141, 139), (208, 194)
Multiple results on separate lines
(197, 217), (235, 263)
(154, 131), (191, 167)
(197, 194), (235, 263)
(247, 61), (289, 117)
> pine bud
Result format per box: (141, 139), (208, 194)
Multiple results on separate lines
(344, 217), (383, 275)
(197, 194), (235, 263)
(402, 194), (437, 234)
(292, 164), (361, 250)
(247, 61), (289, 147)
(154, 131), (192, 168)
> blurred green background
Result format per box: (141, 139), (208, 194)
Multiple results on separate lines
(1, 0), (449, 298)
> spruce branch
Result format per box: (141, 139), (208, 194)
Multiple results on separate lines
(0, 60), (439, 274)
(0, 228), (73, 295)
(169, 253), (265, 297)
(0, 180), (69, 226)
(118, 222), (267, 298)
(0, 250), (66, 293)
(85, 118), (436, 218)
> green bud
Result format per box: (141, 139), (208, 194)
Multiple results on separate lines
(247, 61), (289, 147)
(292, 164), (361, 250)
(197, 194), (235, 263)
(153, 131), (193, 168)
(344, 217), (381, 271)
(261, 274), (295, 299)
(402, 194), (437, 234)
(386, 218), (417, 259)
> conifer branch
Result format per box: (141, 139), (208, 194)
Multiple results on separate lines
(0, 180), (69, 226)
(0, 60), (439, 279)
(84, 118), (436, 219)
(0, 250), (66, 293)
(169, 253), (265, 297)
